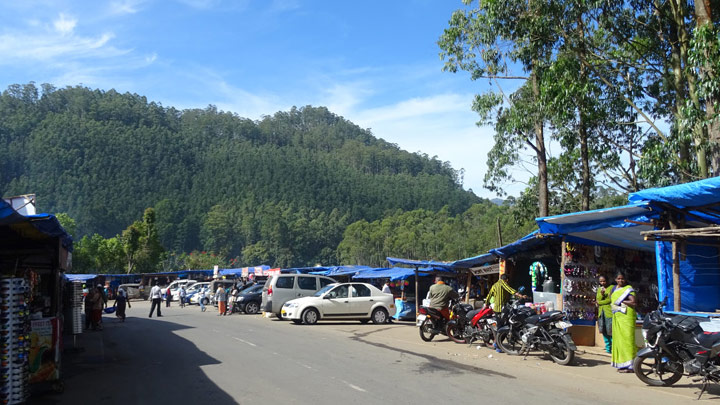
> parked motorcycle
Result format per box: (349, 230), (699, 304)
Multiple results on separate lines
(634, 298), (720, 399)
(417, 302), (457, 342)
(495, 298), (576, 365)
(446, 301), (496, 346)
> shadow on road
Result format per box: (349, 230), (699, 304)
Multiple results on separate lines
(29, 313), (236, 405)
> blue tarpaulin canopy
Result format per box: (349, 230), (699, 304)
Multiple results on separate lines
(353, 267), (439, 281)
(0, 199), (73, 251)
(535, 204), (657, 252)
(450, 253), (496, 268)
(386, 257), (454, 269)
(65, 274), (97, 282)
(311, 265), (372, 276)
(219, 266), (269, 276)
(628, 177), (720, 312)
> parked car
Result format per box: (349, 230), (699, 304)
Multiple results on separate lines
(235, 284), (264, 314)
(118, 283), (143, 301)
(262, 274), (337, 317)
(168, 280), (198, 301)
(185, 281), (210, 305)
(281, 282), (395, 325)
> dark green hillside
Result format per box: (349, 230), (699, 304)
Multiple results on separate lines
(1, 83), (480, 266)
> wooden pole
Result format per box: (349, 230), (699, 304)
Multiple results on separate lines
(559, 238), (566, 311)
(414, 267), (419, 319)
(672, 241), (681, 312)
(465, 270), (472, 304)
(496, 217), (504, 247)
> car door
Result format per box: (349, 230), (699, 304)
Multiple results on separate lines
(296, 276), (318, 298)
(349, 284), (374, 316)
(321, 285), (350, 317)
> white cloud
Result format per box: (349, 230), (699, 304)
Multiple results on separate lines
(53, 13), (76, 35)
(109, 0), (145, 15)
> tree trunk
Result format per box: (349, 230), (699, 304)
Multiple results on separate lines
(531, 68), (549, 217)
(695, 0), (716, 175)
(667, 0), (691, 180)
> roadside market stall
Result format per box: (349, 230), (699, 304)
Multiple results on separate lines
(0, 198), (73, 398)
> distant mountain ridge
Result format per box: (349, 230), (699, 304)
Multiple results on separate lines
(0, 83), (481, 266)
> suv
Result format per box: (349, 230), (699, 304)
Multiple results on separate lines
(261, 274), (336, 317)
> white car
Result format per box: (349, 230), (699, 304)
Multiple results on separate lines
(281, 282), (396, 325)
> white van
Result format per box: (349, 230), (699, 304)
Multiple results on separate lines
(261, 274), (336, 317)
(167, 279), (197, 301)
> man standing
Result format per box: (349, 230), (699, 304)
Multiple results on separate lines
(179, 286), (187, 308)
(215, 284), (227, 316)
(427, 276), (459, 319)
(149, 283), (163, 318)
(485, 274), (525, 312)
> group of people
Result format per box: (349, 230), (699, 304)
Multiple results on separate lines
(597, 271), (637, 373)
(84, 283), (131, 330)
(424, 271), (638, 373)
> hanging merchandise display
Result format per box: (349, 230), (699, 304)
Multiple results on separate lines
(562, 243), (658, 322)
(71, 282), (83, 335)
(529, 262), (547, 292)
(0, 278), (30, 405)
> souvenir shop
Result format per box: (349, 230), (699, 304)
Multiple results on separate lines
(0, 198), (72, 401)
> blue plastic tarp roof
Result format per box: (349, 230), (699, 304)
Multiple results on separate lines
(65, 274), (98, 282)
(489, 230), (554, 257)
(0, 199), (73, 251)
(450, 253), (496, 268)
(535, 204), (657, 252)
(312, 265), (373, 276)
(352, 267), (439, 281)
(218, 266), (269, 276)
(629, 177), (720, 225)
(386, 257), (454, 268)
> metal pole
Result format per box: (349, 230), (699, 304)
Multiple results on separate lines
(672, 241), (681, 312)
(414, 267), (419, 319)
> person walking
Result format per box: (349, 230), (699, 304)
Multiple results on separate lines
(596, 275), (613, 354)
(149, 283), (163, 318)
(611, 271), (636, 372)
(165, 286), (172, 307)
(114, 287), (131, 322)
(90, 286), (105, 330)
(179, 286), (187, 308)
(216, 284), (227, 316)
(199, 286), (208, 312)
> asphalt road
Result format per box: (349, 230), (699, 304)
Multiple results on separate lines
(29, 300), (717, 404)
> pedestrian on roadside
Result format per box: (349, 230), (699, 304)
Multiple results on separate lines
(216, 284), (227, 316)
(165, 286), (172, 307)
(179, 286), (187, 308)
(596, 275), (613, 354)
(611, 271), (636, 372)
(149, 283), (163, 318)
(115, 287), (131, 322)
(199, 286), (208, 312)
(84, 286), (93, 330)
(90, 286), (104, 330)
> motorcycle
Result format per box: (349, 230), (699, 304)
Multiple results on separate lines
(495, 298), (576, 365)
(446, 301), (497, 346)
(417, 301), (458, 342)
(634, 298), (720, 399)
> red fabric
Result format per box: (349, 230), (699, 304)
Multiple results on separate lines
(219, 301), (227, 314)
(91, 309), (102, 323)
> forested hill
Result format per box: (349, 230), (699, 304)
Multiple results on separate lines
(0, 83), (481, 266)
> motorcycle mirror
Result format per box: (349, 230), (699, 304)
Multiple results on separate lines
(518, 286), (526, 294)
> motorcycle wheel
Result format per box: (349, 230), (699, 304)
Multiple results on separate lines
(447, 322), (465, 344)
(548, 330), (575, 366)
(419, 319), (437, 342)
(633, 352), (683, 386)
(496, 329), (521, 355)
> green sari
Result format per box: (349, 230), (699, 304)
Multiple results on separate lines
(611, 285), (637, 369)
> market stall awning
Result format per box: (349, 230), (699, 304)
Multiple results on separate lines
(489, 230), (558, 257)
(311, 265), (373, 276)
(0, 199), (73, 251)
(629, 177), (720, 225)
(535, 203), (657, 252)
(64, 273), (97, 282)
(386, 257), (454, 268)
(352, 267), (439, 281)
(219, 266), (269, 276)
(450, 252), (496, 268)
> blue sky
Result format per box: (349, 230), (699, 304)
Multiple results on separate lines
(0, 0), (531, 199)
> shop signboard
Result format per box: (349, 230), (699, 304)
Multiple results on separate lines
(29, 317), (61, 384)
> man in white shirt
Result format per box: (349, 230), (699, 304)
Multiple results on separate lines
(149, 283), (163, 318)
(382, 282), (392, 294)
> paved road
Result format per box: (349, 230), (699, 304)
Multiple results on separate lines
(30, 300), (717, 404)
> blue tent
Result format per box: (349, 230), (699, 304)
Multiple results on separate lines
(65, 274), (98, 282)
(353, 267), (439, 281)
(218, 265), (269, 277)
(311, 265), (373, 277)
(0, 199), (73, 251)
(628, 177), (720, 312)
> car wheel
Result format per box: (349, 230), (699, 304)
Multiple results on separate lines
(201, 298), (209, 305)
(371, 308), (389, 324)
(244, 301), (260, 314)
(302, 308), (319, 325)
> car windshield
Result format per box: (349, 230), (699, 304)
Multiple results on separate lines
(313, 284), (337, 297)
(240, 285), (261, 294)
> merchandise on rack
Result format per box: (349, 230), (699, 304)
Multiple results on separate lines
(1, 278), (30, 405)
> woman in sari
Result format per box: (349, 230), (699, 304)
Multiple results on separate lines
(611, 271), (637, 372)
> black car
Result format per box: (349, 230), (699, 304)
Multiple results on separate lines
(234, 284), (263, 314)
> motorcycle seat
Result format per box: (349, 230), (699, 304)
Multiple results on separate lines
(697, 332), (720, 349)
(426, 307), (444, 318)
(466, 309), (482, 320)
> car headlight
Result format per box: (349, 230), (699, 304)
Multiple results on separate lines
(237, 296), (245, 301)
(284, 302), (298, 308)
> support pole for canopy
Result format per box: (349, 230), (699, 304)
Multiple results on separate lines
(465, 270), (472, 304)
(559, 237), (566, 311)
(414, 266), (419, 319)
(672, 241), (681, 312)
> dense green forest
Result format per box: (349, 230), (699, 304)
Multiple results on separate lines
(2, 83), (531, 272)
